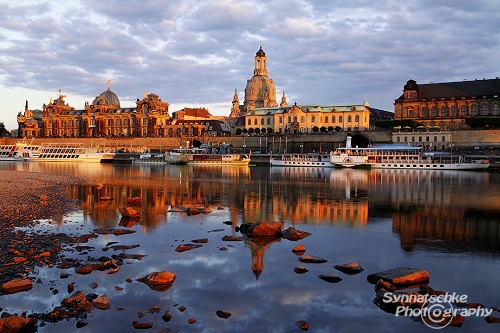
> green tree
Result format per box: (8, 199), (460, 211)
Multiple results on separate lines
(320, 126), (326, 133)
(312, 126), (319, 133)
(235, 128), (242, 135)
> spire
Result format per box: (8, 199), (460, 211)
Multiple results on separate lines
(107, 79), (111, 90)
(280, 91), (287, 107)
(254, 43), (267, 76)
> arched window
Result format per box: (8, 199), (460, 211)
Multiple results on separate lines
(348, 116), (352, 122)
(267, 118), (271, 125)
(261, 118), (264, 125)
(441, 106), (448, 117)
(279, 116), (283, 124)
(325, 116), (329, 123)
(311, 116), (316, 123)
(493, 104), (499, 116)
(471, 104), (478, 116)
(422, 107), (428, 117)
(355, 115), (360, 122)
(481, 104), (489, 115)
(254, 119), (257, 125)
(300, 116), (305, 123)
(431, 107), (438, 117)
(248, 119), (251, 125)
(451, 106), (458, 116)
(461, 105), (468, 116)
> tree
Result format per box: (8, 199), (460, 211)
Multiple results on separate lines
(320, 126), (326, 133)
(242, 128), (248, 134)
(260, 128), (266, 134)
(235, 128), (242, 135)
(312, 126), (319, 133)
(267, 127), (273, 134)
(248, 128), (254, 134)
(255, 128), (261, 134)
(328, 126), (334, 132)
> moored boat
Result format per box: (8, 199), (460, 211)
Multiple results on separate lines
(18, 143), (115, 162)
(131, 153), (167, 164)
(166, 143), (250, 166)
(0, 143), (25, 161)
(270, 153), (335, 167)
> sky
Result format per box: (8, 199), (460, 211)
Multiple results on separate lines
(1, 0), (500, 131)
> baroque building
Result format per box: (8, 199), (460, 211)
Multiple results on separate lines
(17, 82), (210, 138)
(394, 78), (500, 130)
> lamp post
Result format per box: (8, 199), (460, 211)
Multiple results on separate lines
(243, 136), (246, 154)
(300, 143), (304, 154)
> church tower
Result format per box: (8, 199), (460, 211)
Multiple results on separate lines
(243, 43), (278, 114)
(230, 89), (241, 117)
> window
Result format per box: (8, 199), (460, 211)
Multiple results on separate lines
(441, 106), (448, 117)
(300, 116), (305, 123)
(355, 115), (359, 122)
(442, 136), (446, 142)
(332, 116), (336, 123)
(325, 116), (329, 123)
(408, 109), (414, 117)
(451, 106), (458, 116)
(261, 118), (264, 125)
(471, 104), (478, 116)
(347, 116), (352, 122)
(404, 137), (407, 142)
(116, 119), (121, 126)
(267, 118), (271, 125)
(481, 104), (489, 115)
(461, 105), (468, 116)
(431, 106), (438, 117)
(311, 116), (316, 123)
(142, 118), (147, 125)
(434, 136), (437, 141)
(279, 116), (283, 124)
(494, 104), (500, 115)
(254, 119), (257, 125)
(339, 116), (343, 123)
(397, 137), (400, 142)
(248, 119), (251, 125)
(108, 119), (112, 126)
(422, 107), (428, 117)
(293, 116), (297, 122)
(288, 116), (291, 123)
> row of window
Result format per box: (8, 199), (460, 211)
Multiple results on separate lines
(396, 136), (447, 143)
(409, 104), (500, 117)
(247, 115), (361, 126)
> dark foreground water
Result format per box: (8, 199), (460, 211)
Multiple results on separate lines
(1, 162), (499, 333)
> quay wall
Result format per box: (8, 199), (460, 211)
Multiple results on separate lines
(2, 130), (500, 154)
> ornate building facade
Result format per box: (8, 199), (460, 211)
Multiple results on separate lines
(394, 78), (500, 130)
(17, 82), (208, 138)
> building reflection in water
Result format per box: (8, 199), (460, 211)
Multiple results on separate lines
(370, 169), (499, 253)
(11, 163), (499, 276)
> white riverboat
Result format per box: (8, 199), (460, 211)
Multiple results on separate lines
(166, 143), (250, 166)
(18, 143), (115, 163)
(357, 145), (489, 170)
(329, 149), (369, 168)
(269, 153), (335, 167)
(0, 143), (25, 161)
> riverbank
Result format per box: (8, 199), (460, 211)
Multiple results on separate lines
(0, 170), (87, 285)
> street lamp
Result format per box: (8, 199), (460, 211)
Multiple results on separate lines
(300, 143), (304, 154)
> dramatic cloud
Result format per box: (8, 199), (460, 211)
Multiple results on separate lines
(1, 0), (499, 130)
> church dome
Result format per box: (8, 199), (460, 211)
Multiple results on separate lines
(92, 88), (120, 108)
(244, 75), (277, 110)
(256, 46), (265, 57)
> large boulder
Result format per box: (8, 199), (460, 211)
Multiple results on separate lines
(137, 271), (177, 292)
(281, 227), (311, 241)
(239, 221), (283, 236)
(1, 278), (32, 294)
(0, 316), (38, 333)
(367, 267), (430, 286)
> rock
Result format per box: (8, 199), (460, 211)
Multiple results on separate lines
(318, 274), (342, 283)
(119, 206), (141, 218)
(1, 278), (33, 294)
(367, 267), (430, 286)
(137, 271), (176, 292)
(375, 279), (396, 292)
(178, 306), (186, 312)
(240, 221), (283, 236)
(216, 310), (231, 319)
(161, 311), (173, 322)
(188, 318), (196, 324)
(334, 262), (364, 275)
(93, 295), (110, 310)
(295, 320), (309, 331)
(132, 321), (153, 329)
(175, 244), (203, 252)
(191, 238), (209, 243)
(373, 289), (427, 314)
(222, 235), (243, 241)
(294, 266), (309, 274)
(62, 291), (94, 311)
(298, 255), (328, 264)
(281, 227), (311, 241)
(0, 316), (38, 333)
(292, 244), (306, 254)
(486, 316), (500, 323)
(148, 305), (161, 313)
(76, 319), (89, 328)
(126, 197), (142, 205)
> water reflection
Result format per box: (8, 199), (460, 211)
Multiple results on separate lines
(1, 162), (499, 332)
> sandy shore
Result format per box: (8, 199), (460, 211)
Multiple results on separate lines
(0, 170), (87, 227)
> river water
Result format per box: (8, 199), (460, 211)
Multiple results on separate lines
(1, 162), (499, 333)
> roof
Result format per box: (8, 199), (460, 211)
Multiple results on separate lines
(398, 78), (500, 100)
